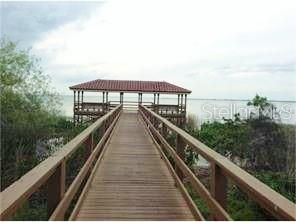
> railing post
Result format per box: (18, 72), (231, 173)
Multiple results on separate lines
(47, 161), (66, 218)
(98, 120), (105, 141)
(175, 134), (185, 181)
(84, 133), (94, 161)
(162, 123), (167, 139)
(211, 163), (227, 219)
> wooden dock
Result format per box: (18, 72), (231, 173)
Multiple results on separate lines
(74, 112), (194, 220)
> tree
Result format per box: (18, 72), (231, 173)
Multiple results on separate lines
(247, 94), (277, 120)
(0, 39), (61, 189)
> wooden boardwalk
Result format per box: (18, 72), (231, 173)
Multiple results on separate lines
(2, 105), (295, 221)
(74, 111), (195, 220)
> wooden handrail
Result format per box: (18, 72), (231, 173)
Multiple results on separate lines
(0, 104), (122, 220)
(139, 105), (296, 221)
(139, 108), (230, 220)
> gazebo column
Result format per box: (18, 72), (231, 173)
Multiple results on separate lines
(157, 93), (160, 105)
(77, 91), (80, 109)
(77, 91), (80, 124)
(120, 92), (124, 104)
(181, 94), (183, 113)
(157, 93), (160, 114)
(81, 91), (84, 123)
(184, 94), (187, 113)
(102, 92), (106, 113)
(73, 90), (76, 124)
(106, 92), (109, 112)
(153, 93), (156, 111)
(138, 93), (141, 105)
(177, 94), (180, 113)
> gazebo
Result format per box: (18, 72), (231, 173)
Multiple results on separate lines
(69, 79), (191, 126)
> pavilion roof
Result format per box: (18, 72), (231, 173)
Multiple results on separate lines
(69, 79), (191, 94)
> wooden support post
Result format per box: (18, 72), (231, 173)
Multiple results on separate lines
(77, 91), (80, 108)
(120, 92), (124, 104)
(98, 122), (105, 141)
(211, 163), (227, 219)
(81, 91), (84, 104)
(184, 94), (187, 113)
(47, 161), (66, 218)
(73, 91), (76, 124)
(77, 91), (80, 124)
(175, 134), (185, 181)
(156, 93), (160, 114)
(157, 93), (160, 105)
(84, 133), (93, 161)
(162, 124), (167, 139)
(181, 94), (183, 113)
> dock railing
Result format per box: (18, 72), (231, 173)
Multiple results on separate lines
(139, 104), (296, 220)
(0, 104), (122, 220)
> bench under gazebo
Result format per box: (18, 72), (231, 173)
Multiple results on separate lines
(69, 79), (191, 126)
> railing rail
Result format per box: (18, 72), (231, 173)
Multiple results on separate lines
(139, 104), (296, 221)
(0, 104), (123, 220)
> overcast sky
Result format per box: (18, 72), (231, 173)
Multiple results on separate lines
(1, 0), (296, 100)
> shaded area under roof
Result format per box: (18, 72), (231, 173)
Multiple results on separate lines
(69, 79), (191, 94)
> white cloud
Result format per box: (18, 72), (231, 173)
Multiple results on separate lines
(33, 0), (296, 100)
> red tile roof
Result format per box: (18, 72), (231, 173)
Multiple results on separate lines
(69, 79), (191, 94)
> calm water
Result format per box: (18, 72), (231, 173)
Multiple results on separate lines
(60, 95), (296, 125)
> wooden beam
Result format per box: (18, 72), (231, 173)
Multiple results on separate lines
(73, 91), (76, 124)
(120, 92), (124, 104)
(175, 134), (186, 181)
(77, 91), (80, 123)
(211, 163), (228, 214)
(47, 161), (66, 217)
(181, 94), (183, 112)
(184, 94), (187, 113)
(157, 93), (160, 105)
(84, 133), (94, 162)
